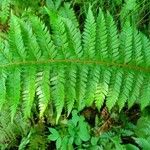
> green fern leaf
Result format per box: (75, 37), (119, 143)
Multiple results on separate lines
(128, 73), (144, 108)
(8, 68), (21, 122)
(95, 68), (111, 110)
(132, 29), (143, 65)
(22, 67), (36, 119)
(0, 70), (6, 111)
(63, 18), (82, 58)
(85, 66), (100, 106)
(96, 8), (107, 60)
(120, 23), (133, 64)
(76, 66), (89, 110)
(59, 3), (79, 28)
(36, 66), (50, 118)
(141, 33), (150, 67)
(65, 65), (77, 116)
(48, 11), (69, 59)
(106, 69), (123, 111)
(29, 16), (56, 59)
(19, 19), (41, 60)
(9, 14), (26, 61)
(139, 76), (150, 110)
(51, 66), (65, 124)
(83, 6), (96, 59)
(117, 71), (134, 111)
(106, 11), (119, 62)
(0, 6), (150, 122)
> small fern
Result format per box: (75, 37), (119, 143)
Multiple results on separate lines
(0, 4), (150, 123)
(0, 109), (29, 148)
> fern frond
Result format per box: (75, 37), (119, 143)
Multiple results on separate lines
(0, 110), (28, 147)
(63, 18), (82, 58)
(85, 66), (100, 106)
(22, 67), (36, 119)
(19, 19), (41, 60)
(48, 11), (69, 59)
(134, 137), (150, 149)
(59, 3), (79, 28)
(76, 66), (89, 110)
(132, 29), (143, 65)
(96, 8), (107, 60)
(128, 73), (144, 108)
(83, 6), (96, 59)
(65, 65), (77, 116)
(29, 16), (56, 59)
(0, 70), (6, 110)
(0, 39), (7, 111)
(141, 33), (150, 67)
(9, 14), (26, 61)
(139, 76), (150, 110)
(7, 68), (21, 122)
(95, 68), (111, 110)
(117, 71), (134, 110)
(0, 0), (10, 24)
(106, 69), (123, 111)
(106, 11), (119, 62)
(120, 23), (133, 64)
(0, 6), (150, 122)
(51, 66), (65, 123)
(36, 66), (50, 118)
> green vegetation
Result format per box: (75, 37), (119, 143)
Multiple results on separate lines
(0, 0), (150, 149)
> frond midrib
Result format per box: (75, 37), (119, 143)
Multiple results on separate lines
(1, 59), (150, 73)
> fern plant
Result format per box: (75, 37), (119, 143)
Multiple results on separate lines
(0, 3), (150, 124)
(0, 109), (29, 149)
(0, 108), (48, 150)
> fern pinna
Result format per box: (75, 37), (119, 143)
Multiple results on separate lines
(0, 5), (150, 123)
